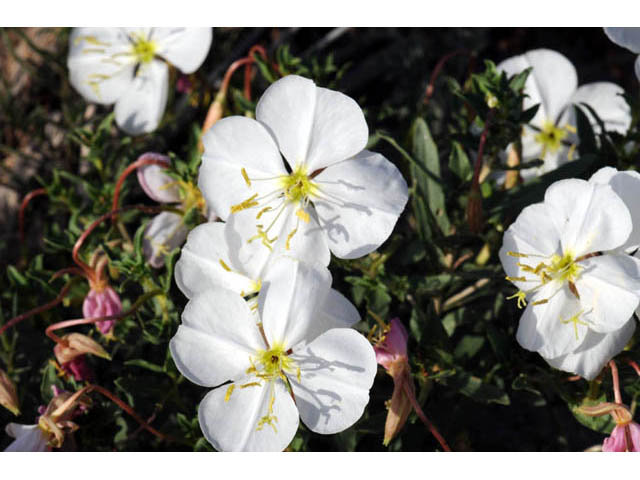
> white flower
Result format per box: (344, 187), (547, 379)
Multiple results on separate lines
(499, 178), (640, 368)
(497, 49), (631, 180)
(68, 28), (212, 135)
(169, 258), (377, 451)
(198, 75), (408, 265)
(4, 423), (48, 452)
(604, 28), (640, 82)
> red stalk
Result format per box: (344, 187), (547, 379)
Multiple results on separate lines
(18, 188), (47, 244)
(401, 381), (451, 452)
(424, 49), (472, 106)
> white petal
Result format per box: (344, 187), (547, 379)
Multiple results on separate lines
(312, 150), (409, 259)
(199, 116), (287, 221)
(575, 254), (640, 333)
(499, 203), (561, 293)
(635, 56), (640, 83)
(174, 221), (258, 299)
(260, 257), (332, 349)
(68, 28), (135, 105)
(544, 178), (632, 256)
(4, 424), (48, 452)
(567, 82), (631, 135)
(198, 378), (299, 452)
(169, 289), (265, 387)
(545, 319), (636, 380)
(604, 28), (640, 54)
(152, 27), (212, 74)
(590, 168), (640, 251)
(516, 284), (586, 358)
(497, 49), (577, 124)
(142, 212), (187, 269)
(137, 159), (181, 203)
(114, 59), (168, 135)
(289, 328), (377, 435)
(256, 75), (368, 171)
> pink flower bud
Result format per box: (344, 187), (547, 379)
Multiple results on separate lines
(0, 368), (20, 416)
(374, 317), (409, 372)
(603, 422), (640, 452)
(82, 286), (122, 334)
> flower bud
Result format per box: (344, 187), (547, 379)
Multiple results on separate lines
(603, 422), (640, 452)
(82, 286), (122, 334)
(60, 355), (94, 382)
(54, 333), (110, 365)
(0, 368), (20, 416)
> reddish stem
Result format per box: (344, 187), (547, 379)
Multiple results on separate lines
(87, 384), (167, 441)
(0, 282), (74, 337)
(401, 381), (451, 452)
(610, 360), (623, 405)
(45, 289), (163, 344)
(466, 109), (494, 234)
(424, 49), (472, 106)
(18, 188), (46, 244)
(72, 205), (164, 280)
(244, 45), (268, 101)
(221, 57), (254, 97)
(111, 153), (170, 216)
(627, 360), (640, 377)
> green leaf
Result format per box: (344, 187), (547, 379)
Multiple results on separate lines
(440, 371), (510, 405)
(124, 359), (165, 374)
(411, 118), (450, 235)
(448, 141), (472, 182)
(6, 265), (28, 287)
(454, 335), (485, 360)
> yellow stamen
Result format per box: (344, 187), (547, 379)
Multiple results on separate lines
(224, 384), (235, 402)
(560, 310), (588, 341)
(286, 227), (298, 250)
(507, 291), (527, 309)
(231, 193), (259, 213)
(241, 168), (252, 187)
(256, 206), (272, 219)
(296, 208), (310, 223)
(219, 259), (232, 272)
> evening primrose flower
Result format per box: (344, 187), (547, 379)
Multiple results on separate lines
(199, 75), (409, 265)
(68, 28), (212, 135)
(497, 49), (631, 180)
(604, 28), (640, 82)
(136, 153), (207, 268)
(499, 178), (640, 366)
(169, 259), (377, 451)
(83, 286), (122, 335)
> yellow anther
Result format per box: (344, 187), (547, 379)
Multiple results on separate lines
(286, 227), (298, 250)
(224, 384), (235, 402)
(507, 252), (528, 258)
(219, 259), (232, 272)
(231, 193), (259, 214)
(531, 299), (548, 306)
(506, 276), (527, 282)
(241, 168), (252, 187)
(256, 206), (272, 219)
(239, 382), (262, 389)
(567, 143), (577, 161)
(296, 208), (310, 223)
(76, 36), (110, 47)
(507, 291), (527, 309)
(564, 124), (577, 134)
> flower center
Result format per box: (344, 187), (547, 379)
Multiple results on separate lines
(131, 35), (156, 64)
(533, 121), (577, 160)
(280, 166), (318, 204)
(505, 250), (583, 309)
(178, 180), (206, 215)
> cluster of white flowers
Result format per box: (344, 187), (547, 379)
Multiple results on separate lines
(500, 169), (640, 380)
(170, 75), (409, 451)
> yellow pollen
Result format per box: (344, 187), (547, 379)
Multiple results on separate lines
(231, 193), (259, 213)
(256, 206), (272, 219)
(532, 299), (549, 306)
(219, 259), (232, 272)
(507, 252), (528, 258)
(179, 180), (206, 214)
(296, 208), (310, 223)
(224, 384), (235, 402)
(241, 168), (252, 187)
(286, 227), (298, 250)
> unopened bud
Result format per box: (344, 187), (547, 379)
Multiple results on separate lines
(0, 368), (20, 416)
(383, 362), (414, 446)
(54, 333), (110, 365)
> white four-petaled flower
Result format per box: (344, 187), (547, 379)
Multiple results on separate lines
(500, 177), (640, 379)
(68, 28), (212, 135)
(604, 28), (640, 82)
(169, 258), (377, 451)
(497, 49), (630, 179)
(198, 74), (409, 265)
